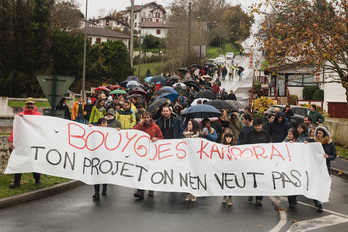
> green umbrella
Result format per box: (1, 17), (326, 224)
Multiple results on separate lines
(110, 89), (127, 94)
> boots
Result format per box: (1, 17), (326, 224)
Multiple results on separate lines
(93, 184), (100, 200)
(102, 184), (107, 196)
(134, 189), (144, 200)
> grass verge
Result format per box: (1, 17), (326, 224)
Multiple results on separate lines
(8, 101), (51, 108)
(134, 62), (163, 77)
(0, 174), (70, 199)
(336, 145), (348, 159)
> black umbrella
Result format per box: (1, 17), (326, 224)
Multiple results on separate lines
(155, 87), (175, 95)
(204, 99), (237, 110)
(126, 76), (140, 82)
(169, 74), (180, 80)
(150, 75), (166, 83)
(183, 81), (199, 91)
(147, 98), (169, 112)
(178, 68), (188, 73)
(194, 90), (216, 99)
(181, 104), (222, 118)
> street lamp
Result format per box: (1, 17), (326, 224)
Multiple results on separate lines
(197, 17), (201, 65)
(138, 24), (143, 79)
(82, 0), (88, 101)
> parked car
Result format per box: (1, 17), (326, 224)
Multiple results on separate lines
(218, 54), (225, 59)
(263, 105), (310, 127)
(226, 52), (234, 59)
(216, 58), (225, 66)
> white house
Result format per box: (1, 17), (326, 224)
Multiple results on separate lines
(92, 16), (129, 32)
(123, 1), (169, 38)
(84, 27), (129, 48)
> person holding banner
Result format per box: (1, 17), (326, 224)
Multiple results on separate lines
(201, 118), (218, 142)
(183, 119), (201, 202)
(156, 106), (184, 139)
(132, 112), (164, 199)
(9, 97), (42, 188)
(221, 132), (237, 206)
(92, 118), (109, 200)
(244, 118), (272, 206)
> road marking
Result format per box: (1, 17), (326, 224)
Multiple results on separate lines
(287, 215), (348, 232)
(269, 196), (288, 232)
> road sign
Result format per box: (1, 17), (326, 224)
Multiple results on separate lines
(36, 75), (74, 117)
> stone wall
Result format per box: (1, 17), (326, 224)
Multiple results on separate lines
(0, 136), (10, 174)
(323, 118), (348, 146)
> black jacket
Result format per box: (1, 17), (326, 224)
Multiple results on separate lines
(244, 129), (272, 145)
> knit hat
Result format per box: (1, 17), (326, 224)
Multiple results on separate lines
(25, 97), (35, 104)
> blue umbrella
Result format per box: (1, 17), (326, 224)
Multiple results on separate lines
(150, 75), (166, 83)
(120, 80), (129, 87)
(181, 104), (222, 118)
(156, 87), (178, 95)
(155, 92), (179, 103)
(126, 76), (140, 82)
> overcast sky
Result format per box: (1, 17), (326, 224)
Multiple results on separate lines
(77, 0), (254, 19)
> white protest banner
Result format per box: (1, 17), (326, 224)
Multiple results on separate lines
(5, 116), (331, 202)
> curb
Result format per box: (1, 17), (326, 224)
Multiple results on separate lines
(331, 167), (348, 179)
(0, 180), (85, 209)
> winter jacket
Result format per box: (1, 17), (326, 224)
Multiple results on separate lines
(56, 103), (71, 120)
(8, 106), (42, 143)
(314, 126), (337, 174)
(133, 119), (164, 140)
(238, 125), (254, 145)
(89, 106), (106, 124)
(283, 109), (294, 122)
(106, 109), (122, 128)
(309, 110), (324, 125)
(244, 129), (272, 145)
(229, 112), (244, 138)
(203, 127), (218, 142)
(297, 132), (308, 142)
(116, 108), (136, 129)
(268, 112), (289, 143)
(156, 114), (184, 139)
(71, 101), (85, 121)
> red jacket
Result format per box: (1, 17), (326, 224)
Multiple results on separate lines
(8, 106), (42, 143)
(132, 120), (163, 140)
(212, 84), (220, 94)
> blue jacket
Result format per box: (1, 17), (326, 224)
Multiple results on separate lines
(203, 127), (218, 142)
(156, 114), (184, 139)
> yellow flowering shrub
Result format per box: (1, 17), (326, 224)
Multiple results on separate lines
(252, 96), (275, 113)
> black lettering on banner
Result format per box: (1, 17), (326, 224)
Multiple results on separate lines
(91, 157), (100, 175)
(306, 171), (309, 190)
(235, 172), (246, 188)
(150, 169), (174, 185)
(225, 173), (236, 189)
(151, 171), (163, 184)
(46, 149), (62, 165)
(247, 172), (264, 188)
(83, 157), (91, 174)
(214, 172), (246, 190)
(135, 165), (148, 181)
(31, 146), (45, 160)
(179, 173), (188, 187)
(272, 170), (302, 189)
(120, 162), (134, 177)
(99, 160), (113, 174)
(163, 169), (174, 184)
(190, 174), (207, 190)
(290, 170), (302, 187)
(63, 152), (75, 170)
(111, 161), (123, 175)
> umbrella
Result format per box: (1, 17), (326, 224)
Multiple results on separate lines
(95, 87), (110, 92)
(201, 75), (213, 81)
(130, 90), (150, 101)
(169, 74), (180, 80)
(172, 83), (186, 89)
(204, 99), (237, 110)
(110, 89), (127, 95)
(191, 98), (209, 106)
(194, 90), (216, 99)
(127, 94), (144, 99)
(155, 92), (179, 103)
(178, 68), (188, 73)
(174, 88), (186, 95)
(184, 81), (199, 91)
(132, 87), (144, 91)
(204, 63), (215, 68)
(155, 87), (177, 95)
(126, 80), (140, 90)
(108, 85), (121, 90)
(120, 80), (129, 87)
(225, 100), (244, 110)
(189, 64), (198, 69)
(150, 75), (166, 83)
(181, 104), (222, 118)
(147, 98), (169, 112)
(126, 76), (140, 82)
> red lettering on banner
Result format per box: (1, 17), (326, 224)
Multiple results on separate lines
(105, 133), (122, 151)
(150, 144), (158, 161)
(210, 144), (222, 159)
(157, 143), (172, 160)
(197, 140), (210, 159)
(134, 135), (150, 157)
(253, 146), (267, 159)
(240, 148), (253, 159)
(86, 130), (104, 151)
(270, 144), (285, 160)
(285, 144), (292, 161)
(230, 147), (242, 160)
(122, 132), (138, 152)
(176, 141), (187, 159)
(68, 123), (86, 149)
(221, 147), (233, 160)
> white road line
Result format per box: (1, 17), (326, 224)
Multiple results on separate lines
(287, 215), (348, 232)
(269, 196), (288, 232)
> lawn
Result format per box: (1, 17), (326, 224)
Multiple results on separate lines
(133, 62), (164, 77)
(208, 43), (241, 59)
(0, 174), (70, 199)
(336, 145), (348, 159)
(8, 101), (51, 108)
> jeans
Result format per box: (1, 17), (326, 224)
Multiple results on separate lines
(75, 113), (84, 124)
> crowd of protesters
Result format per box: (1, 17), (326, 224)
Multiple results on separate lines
(8, 65), (333, 213)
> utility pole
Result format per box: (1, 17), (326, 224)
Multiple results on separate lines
(130, 0), (134, 68)
(82, 0), (88, 101)
(138, 24), (142, 79)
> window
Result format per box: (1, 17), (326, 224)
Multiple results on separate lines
(141, 18), (144, 22)
(287, 73), (317, 87)
(135, 14), (137, 19)
(106, 19), (109, 26)
(156, 19), (159, 22)
(96, 38), (101, 44)
(149, 18), (152, 22)
(156, 29), (161, 34)
(135, 22), (137, 27)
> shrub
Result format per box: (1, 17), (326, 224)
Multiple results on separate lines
(290, 94), (298, 105)
(252, 96), (275, 113)
(254, 81), (261, 89)
(302, 86), (319, 100)
(313, 89), (324, 101)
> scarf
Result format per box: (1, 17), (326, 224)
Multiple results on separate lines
(315, 136), (330, 144)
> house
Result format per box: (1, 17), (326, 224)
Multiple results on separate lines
(252, 63), (347, 117)
(84, 27), (129, 48)
(92, 16), (129, 32)
(122, 1), (169, 38)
